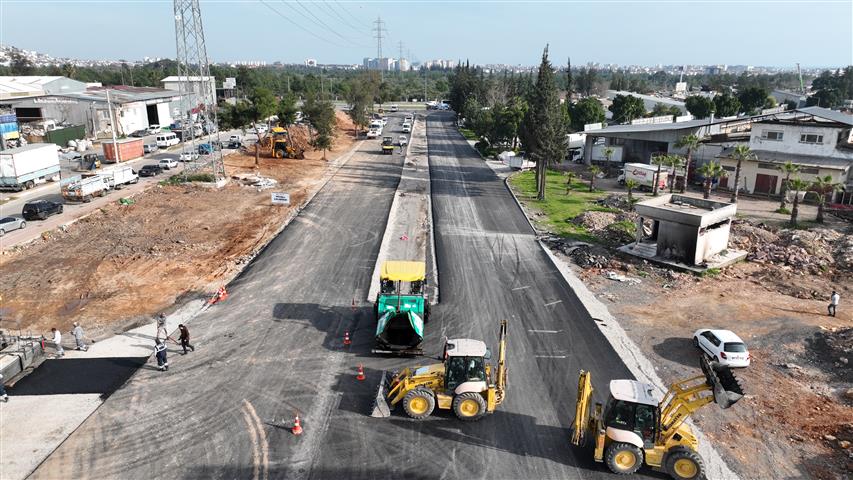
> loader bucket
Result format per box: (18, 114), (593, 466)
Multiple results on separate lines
(700, 356), (744, 409)
(370, 370), (393, 418)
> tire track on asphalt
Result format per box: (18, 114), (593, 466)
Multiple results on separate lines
(241, 400), (262, 480)
(242, 399), (269, 480)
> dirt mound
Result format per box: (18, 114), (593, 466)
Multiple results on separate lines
(595, 193), (633, 211)
(572, 210), (638, 245)
(805, 327), (853, 383)
(572, 211), (617, 231)
(731, 220), (852, 275)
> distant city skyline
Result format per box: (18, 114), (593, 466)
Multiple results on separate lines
(1, 1), (851, 68)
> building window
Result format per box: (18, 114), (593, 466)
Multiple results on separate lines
(799, 133), (823, 144)
(722, 165), (735, 172)
(761, 130), (783, 141)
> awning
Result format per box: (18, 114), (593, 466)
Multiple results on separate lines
(380, 260), (426, 281)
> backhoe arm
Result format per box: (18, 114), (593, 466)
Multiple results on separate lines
(493, 319), (508, 405)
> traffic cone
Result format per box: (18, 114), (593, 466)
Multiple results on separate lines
(356, 364), (365, 381)
(291, 415), (303, 436)
(351, 297), (356, 312)
(343, 331), (351, 346)
(219, 286), (229, 301)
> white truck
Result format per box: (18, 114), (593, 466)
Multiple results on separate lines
(617, 162), (668, 191)
(98, 165), (138, 189)
(61, 175), (109, 202)
(498, 151), (534, 170)
(0, 144), (61, 191)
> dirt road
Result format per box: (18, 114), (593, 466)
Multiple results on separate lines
(0, 113), (355, 339)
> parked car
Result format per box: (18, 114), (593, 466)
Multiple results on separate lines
(22, 200), (63, 220)
(0, 216), (26, 236)
(229, 134), (243, 144)
(138, 165), (163, 177)
(158, 158), (178, 170)
(254, 124), (268, 134)
(390, 105), (399, 112)
(143, 143), (159, 154)
(147, 124), (161, 134)
(693, 329), (751, 368)
(179, 151), (199, 162)
(227, 140), (242, 149)
(129, 129), (148, 138)
(398, 135), (408, 147)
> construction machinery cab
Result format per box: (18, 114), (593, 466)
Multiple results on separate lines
(373, 261), (428, 355)
(381, 136), (395, 154)
(373, 320), (508, 422)
(269, 126), (304, 159)
(571, 356), (744, 480)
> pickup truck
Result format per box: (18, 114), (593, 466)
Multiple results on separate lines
(61, 175), (109, 202)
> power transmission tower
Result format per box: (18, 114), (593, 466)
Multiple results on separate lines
(397, 41), (404, 77)
(174, 0), (224, 179)
(372, 16), (386, 80)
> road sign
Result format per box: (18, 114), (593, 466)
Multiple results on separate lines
(271, 192), (290, 205)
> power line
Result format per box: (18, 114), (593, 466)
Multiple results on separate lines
(318, 0), (369, 35)
(290, 0), (368, 46)
(258, 0), (349, 49)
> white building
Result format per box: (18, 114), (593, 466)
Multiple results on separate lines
(161, 76), (216, 107)
(716, 107), (853, 203)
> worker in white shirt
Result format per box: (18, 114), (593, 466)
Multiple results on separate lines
(828, 290), (840, 317)
(50, 327), (64, 357)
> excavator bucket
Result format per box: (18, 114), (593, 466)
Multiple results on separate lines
(700, 356), (744, 409)
(370, 370), (393, 418)
(571, 370), (594, 446)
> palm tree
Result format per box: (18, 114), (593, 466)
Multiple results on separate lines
(675, 134), (701, 193)
(588, 165), (601, 192)
(602, 147), (615, 175)
(811, 175), (843, 223)
(777, 161), (800, 210)
(787, 177), (810, 227)
(625, 179), (639, 209)
(564, 171), (577, 195)
(666, 155), (685, 194)
(729, 144), (756, 203)
(697, 161), (724, 199)
(650, 155), (666, 196)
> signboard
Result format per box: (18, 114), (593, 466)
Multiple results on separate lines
(223, 77), (237, 89)
(271, 192), (290, 205)
(583, 122), (603, 131)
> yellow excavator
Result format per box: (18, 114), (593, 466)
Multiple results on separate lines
(371, 320), (507, 421)
(571, 356), (743, 480)
(259, 127), (304, 159)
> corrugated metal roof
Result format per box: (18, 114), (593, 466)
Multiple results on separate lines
(63, 86), (181, 104)
(588, 118), (716, 135)
(796, 106), (853, 127)
(717, 147), (853, 169)
(161, 76), (215, 82)
(0, 76), (65, 86)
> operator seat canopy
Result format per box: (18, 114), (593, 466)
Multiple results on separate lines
(609, 380), (659, 406)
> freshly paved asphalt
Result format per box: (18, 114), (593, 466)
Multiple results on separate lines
(31, 113), (662, 480)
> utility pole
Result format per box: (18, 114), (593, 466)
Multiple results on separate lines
(106, 89), (121, 163)
(174, 0), (223, 179)
(796, 63), (805, 95)
(398, 41), (404, 78)
(373, 16), (386, 80)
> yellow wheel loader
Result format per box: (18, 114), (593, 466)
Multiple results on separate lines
(570, 356), (743, 480)
(371, 320), (507, 421)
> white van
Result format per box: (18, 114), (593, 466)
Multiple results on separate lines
(156, 132), (179, 147)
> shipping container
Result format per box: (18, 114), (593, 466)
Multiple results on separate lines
(103, 138), (144, 163)
(0, 144), (61, 191)
(44, 124), (86, 147)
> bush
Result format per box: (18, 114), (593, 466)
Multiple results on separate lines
(161, 173), (216, 185)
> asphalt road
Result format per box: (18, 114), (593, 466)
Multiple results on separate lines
(30, 112), (661, 480)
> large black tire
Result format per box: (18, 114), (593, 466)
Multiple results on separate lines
(402, 388), (435, 420)
(452, 392), (487, 421)
(692, 337), (700, 349)
(665, 447), (705, 480)
(0, 229), (5, 237)
(25, 180), (34, 190)
(604, 442), (644, 475)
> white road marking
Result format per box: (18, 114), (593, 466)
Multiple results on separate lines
(543, 300), (562, 307)
(511, 286), (530, 291)
(534, 355), (568, 359)
(527, 329), (561, 334)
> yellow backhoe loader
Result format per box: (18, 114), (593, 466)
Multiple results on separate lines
(571, 356), (743, 480)
(371, 320), (507, 421)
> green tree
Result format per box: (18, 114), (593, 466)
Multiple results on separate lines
(570, 97), (606, 133)
(737, 86), (770, 114)
(787, 177), (810, 227)
(650, 155), (667, 196)
(697, 161), (724, 199)
(312, 132), (333, 160)
(811, 175), (843, 223)
(564, 171), (577, 195)
(609, 94), (646, 123)
(650, 103), (682, 118)
(729, 144), (756, 203)
(713, 93), (741, 117)
(777, 161), (800, 210)
(276, 92), (299, 127)
(624, 179), (639, 208)
(684, 96), (715, 119)
(674, 134), (701, 192)
(603, 147), (614, 163)
(520, 46), (567, 200)
(587, 165), (601, 192)
(565, 58), (573, 98)
(576, 67), (599, 97)
(664, 155), (685, 193)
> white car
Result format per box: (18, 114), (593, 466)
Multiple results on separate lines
(254, 124), (269, 134)
(158, 158), (179, 170)
(398, 135), (408, 147)
(693, 329), (751, 368)
(147, 125), (161, 134)
(366, 129), (379, 139)
(179, 152), (199, 162)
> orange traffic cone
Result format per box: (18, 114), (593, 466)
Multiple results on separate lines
(292, 415), (303, 436)
(218, 286), (229, 301)
(343, 331), (351, 346)
(356, 364), (365, 381)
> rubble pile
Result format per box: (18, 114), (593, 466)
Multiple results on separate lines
(572, 210), (638, 244)
(731, 221), (852, 275)
(595, 194), (633, 211)
(806, 327), (853, 383)
(540, 235), (613, 269)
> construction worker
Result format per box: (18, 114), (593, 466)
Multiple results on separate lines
(70, 322), (87, 351)
(0, 373), (8, 402)
(50, 328), (64, 357)
(156, 313), (168, 342)
(154, 339), (168, 371)
(828, 290), (840, 317)
(177, 324), (195, 355)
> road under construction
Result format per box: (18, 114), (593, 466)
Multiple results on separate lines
(28, 112), (716, 480)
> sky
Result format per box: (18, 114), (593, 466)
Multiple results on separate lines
(1, 0), (852, 68)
